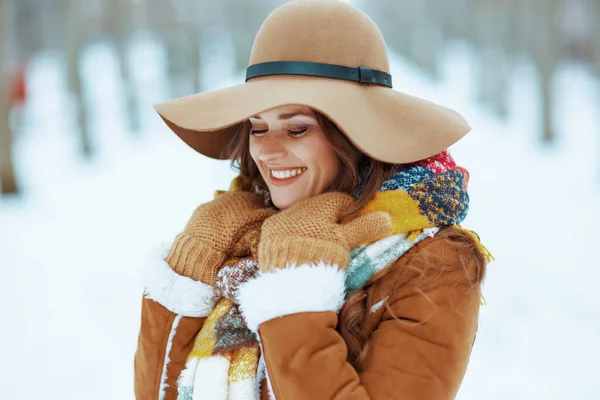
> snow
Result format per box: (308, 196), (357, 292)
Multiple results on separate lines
(1, 34), (599, 399)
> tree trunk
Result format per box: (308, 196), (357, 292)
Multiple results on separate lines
(0, 1), (18, 195)
(186, 25), (201, 94)
(593, 0), (600, 76)
(0, 87), (17, 195)
(532, 0), (559, 143)
(410, 0), (442, 81)
(445, 0), (471, 41)
(65, 0), (92, 156)
(471, 0), (510, 119)
(114, 0), (140, 133)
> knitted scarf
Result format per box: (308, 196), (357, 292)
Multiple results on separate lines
(176, 151), (477, 400)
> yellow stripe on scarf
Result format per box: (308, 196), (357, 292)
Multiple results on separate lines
(187, 298), (260, 388)
(189, 298), (233, 359)
(228, 345), (260, 384)
(346, 190), (431, 241)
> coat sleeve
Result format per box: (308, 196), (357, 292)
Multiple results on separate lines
(237, 238), (483, 400)
(134, 245), (216, 400)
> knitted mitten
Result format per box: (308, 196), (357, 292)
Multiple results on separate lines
(258, 192), (393, 272)
(167, 191), (275, 285)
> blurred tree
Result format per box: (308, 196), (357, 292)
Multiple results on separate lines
(359, 1), (413, 73)
(595, 0), (600, 77)
(143, 0), (203, 97)
(532, 0), (559, 143)
(64, 0), (93, 157)
(112, 0), (141, 133)
(12, 0), (46, 58)
(0, 82), (18, 195)
(444, 0), (472, 41)
(410, 0), (443, 81)
(217, 0), (283, 72)
(0, 1), (18, 195)
(471, 0), (510, 118)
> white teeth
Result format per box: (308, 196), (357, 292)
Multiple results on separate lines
(271, 168), (306, 180)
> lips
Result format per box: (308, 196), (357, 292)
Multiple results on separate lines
(270, 167), (307, 179)
(267, 167), (307, 186)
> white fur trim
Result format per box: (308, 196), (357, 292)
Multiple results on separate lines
(257, 344), (276, 400)
(158, 315), (181, 400)
(192, 356), (230, 400)
(256, 353), (266, 399)
(141, 243), (215, 317)
(229, 378), (258, 400)
(177, 357), (199, 389)
(370, 296), (390, 314)
(237, 263), (346, 333)
(423, 227), (440, 237)
(265, 366), (276, 400)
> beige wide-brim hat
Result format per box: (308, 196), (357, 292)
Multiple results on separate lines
(154, 0), (470, 164)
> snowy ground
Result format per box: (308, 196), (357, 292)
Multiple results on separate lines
(1, 33), (599, 399)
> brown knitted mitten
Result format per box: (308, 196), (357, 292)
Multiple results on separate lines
(167, 191), (275, 285)
(258, 192), (393, 272)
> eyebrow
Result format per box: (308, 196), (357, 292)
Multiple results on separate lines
(250, 112), (314, 120)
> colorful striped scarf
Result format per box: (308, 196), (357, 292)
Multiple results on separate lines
(177, 151), (474, 399)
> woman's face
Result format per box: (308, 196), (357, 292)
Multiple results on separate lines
(248, 105), (340, 210)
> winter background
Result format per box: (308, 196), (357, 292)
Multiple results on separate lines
(1, 0), (599, 399)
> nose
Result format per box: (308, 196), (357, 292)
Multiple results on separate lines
(257, 135), (287, 163)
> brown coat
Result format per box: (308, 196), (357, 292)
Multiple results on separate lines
(134, 227), (485, 399)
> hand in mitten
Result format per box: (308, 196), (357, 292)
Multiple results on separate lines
(258, 192), (393, 272)
(167, 191), (275, 285)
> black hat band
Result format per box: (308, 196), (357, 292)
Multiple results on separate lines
(245, 61), (393, 88)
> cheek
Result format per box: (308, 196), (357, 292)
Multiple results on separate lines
(248, 139), (261, 167)
(320, 148), (340, 184)
(296, 138), (339, 184)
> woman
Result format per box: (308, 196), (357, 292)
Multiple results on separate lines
(135, 1), (492, 399)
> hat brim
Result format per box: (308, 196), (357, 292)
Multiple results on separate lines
(153, 75), (470, 164)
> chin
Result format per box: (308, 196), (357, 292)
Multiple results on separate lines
(271, 192), (309, 210)
(271, 196), (296, 210)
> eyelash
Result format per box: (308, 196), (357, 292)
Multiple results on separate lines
(250, 127), (310, 137)
(288, 127), (309, 136)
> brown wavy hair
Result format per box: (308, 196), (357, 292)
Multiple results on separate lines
(223, 110), (487, 369)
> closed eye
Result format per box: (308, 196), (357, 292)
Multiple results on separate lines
(250, 129), (268, 136)
(287, 127), (309, 137)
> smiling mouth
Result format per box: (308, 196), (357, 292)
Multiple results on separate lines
(270, 167), (307, 180)
(267, 167), (307, 186)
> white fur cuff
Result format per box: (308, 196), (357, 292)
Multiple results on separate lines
(237, 263), (346, 333)
(141, 243), (215, 317)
